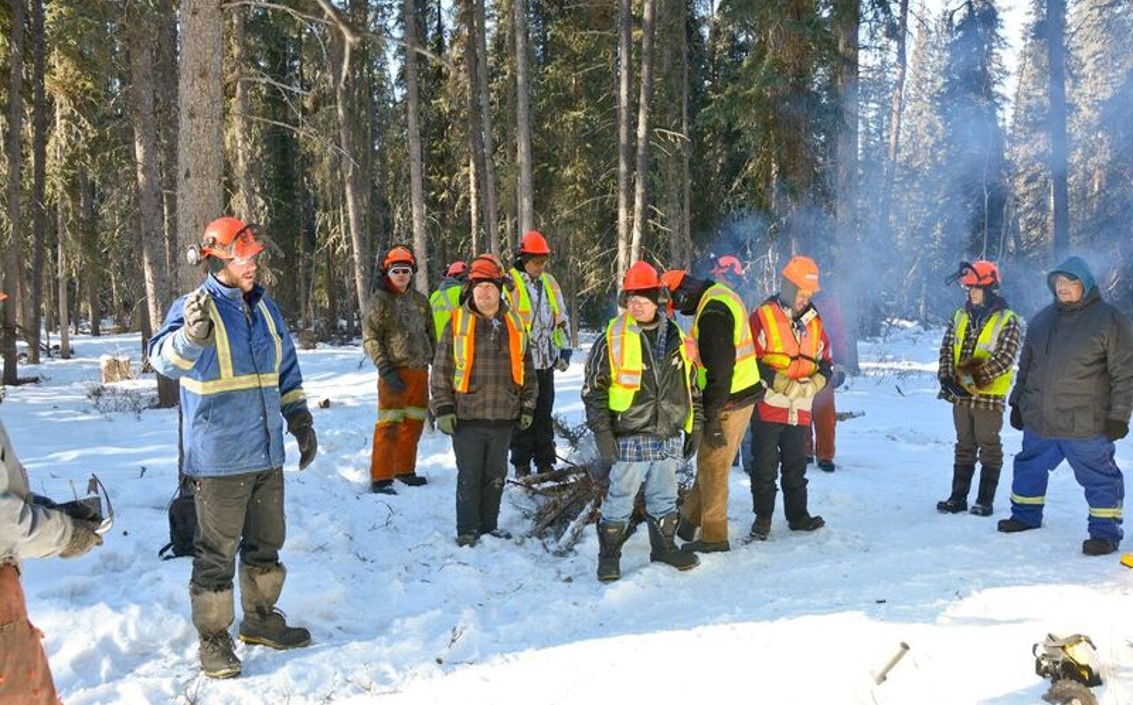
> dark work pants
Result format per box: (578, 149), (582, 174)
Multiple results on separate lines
(952, 404), (1004, 469)
(750, 416), (810, 523)
(191, 468), (285, 592)
(510, 367), (556, 471)
(454, 420), (514, 536)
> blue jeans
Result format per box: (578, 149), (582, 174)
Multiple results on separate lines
(601, 457), (680, 523)
(1009, 428), (1124, 543)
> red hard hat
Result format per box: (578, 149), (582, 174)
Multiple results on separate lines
(446, 260), (469, 278)
(519, 230), (551, 256)
(710, 255), (743, 278)
(622, 261), (663, 292)
(660, 269), (687, 294)
(202, 217), (264, 261)
(961, 260), (999, 287)
(383, 246), (417, 271)
(781, 255), (821, 293)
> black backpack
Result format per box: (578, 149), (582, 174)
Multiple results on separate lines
(158, 474), (197, 560)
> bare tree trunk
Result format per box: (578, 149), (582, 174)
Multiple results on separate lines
(3, 0), (26, 384)
(880, 0), (908, 233)
(54, 99), (71, 359)
(514, 0), (534, 235)
(177, 0), (225, 292)
(463, 0), (486, 253)
(629, 0), (657, 264)
(156, 0), (179, 286)
(474, 0), (501, 255)
(679, 0), (692, 267)
(231, 6), (258, 221)
(404, 0), (430, 293)
(330, 31), (370, 320)
(28, 0), (47, 365)
(78, 166), (101, 337)
(1046, 0), (1070, 261)
(616, 0), (633, 276)
(128, 0), (176, 406)
(834, 0), (859, 251)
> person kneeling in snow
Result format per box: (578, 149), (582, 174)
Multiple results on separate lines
(582, 261), (703, 582)
(999, 256), (1133, 556)
(1, 417), (103, 705)
(431, 254), (538, 548)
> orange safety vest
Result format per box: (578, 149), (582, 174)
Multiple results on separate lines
(755, 301), (822, 380)
(451, 307), (527, 392)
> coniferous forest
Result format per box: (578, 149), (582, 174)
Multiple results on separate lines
(2, 0), (1131, 387)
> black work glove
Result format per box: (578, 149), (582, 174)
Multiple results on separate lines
(595, 430), (619, 468)
(703, 418), (727, 449)
(182, 290), (214, 347)
(1105, 419), (1129, 442)
(555, 347), (572, 372)
(1009, 404), (1023, 431)
(832, 366), (847, 390)
(379, 366), (407, 394)
(940, 377), (971, 398)
(60, 518), (103, 558)
(288, 410), (318, 470)
(683, 430), (702, 460)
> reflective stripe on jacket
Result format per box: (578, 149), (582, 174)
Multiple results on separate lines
(605, 313), (696, 432)
(148, 276), (309, 477)
(952, 308), (1017, 396)
(692, 284), (760, 392)
(507, 269), (568, 349)
(452, 307), (528, 392)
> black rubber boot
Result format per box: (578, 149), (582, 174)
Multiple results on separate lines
(1082, 538), (1118, 556)
(969, 465), (1000, 517)
(997, 517), (1039, 533)
(597, 521), (627, 582)
(191, 587), (241, 679)
(647, 514), (700, 571)
(237, 564), (311, 650)
(936, 464), (975, 514)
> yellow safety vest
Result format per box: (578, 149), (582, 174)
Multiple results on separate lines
(430, 284), (463, 341)
(952, 308), (1017, 395)
(507, 269), (568, 348)
(604, 314), (696, 432)
(451, 307), (527, 392)
(691, 284), (761, 392)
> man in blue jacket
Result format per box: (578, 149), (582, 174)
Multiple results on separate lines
(149, 217), (317, 678)
(999, 256), (1133, 555)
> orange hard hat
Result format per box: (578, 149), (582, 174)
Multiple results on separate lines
(781, 255), (821, 293)
(446, 260), (469, 278)
(468, 253), (506, 283)
(660, 269), (687, 294)
(202, 217), (264, 261)
(622, 261), (663, 292)
(0, 291), (7, 302)
(710, 255), (743, 278)
(383, 246), (417, 272)
(519, 230), (551, 256)
(961, 260), (1000, 288)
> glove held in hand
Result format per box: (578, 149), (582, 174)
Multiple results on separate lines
(518, 412), (534, 430)
(1105, 419), (1129, 442)
(436, 413), (457, 435)
(182, 291), (214, 346)
(1009, 405), (1023, 431)
(60, 518), (103, 558)
(287, 410), (318, 470)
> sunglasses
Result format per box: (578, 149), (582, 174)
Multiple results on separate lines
(389, 266), (413, 275)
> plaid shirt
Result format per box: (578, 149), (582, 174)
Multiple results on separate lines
(937, 298), (1022, 413)
(617, 434), (683, 463)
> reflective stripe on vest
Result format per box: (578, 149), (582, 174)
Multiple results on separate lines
(605, 314), (696, 432)
(952, 308), (1017, 395)
(431, 285), (462, 341)
(451, 307), (527, 393)
(508, 270), (568, 349)
(757, 302), (821, 380)
(691, 284), (760, 392)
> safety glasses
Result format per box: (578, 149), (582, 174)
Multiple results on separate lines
(389, 266), (413, 276)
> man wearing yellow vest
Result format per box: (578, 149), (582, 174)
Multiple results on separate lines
(936, 260), (1021, 516)
(505, 231), (571, 478)
(430, 261), (468, 340)
(747, 256), (832, 541)
(661, 269), (761, 552)
(431, 254), (537, 547)
(363, 246), (436, 494)
(582, 261), (702, 581)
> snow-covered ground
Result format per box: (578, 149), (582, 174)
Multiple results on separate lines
(3, 322), (1132, 704)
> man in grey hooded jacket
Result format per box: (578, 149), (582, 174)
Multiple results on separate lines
(998, 256), (1133, 555)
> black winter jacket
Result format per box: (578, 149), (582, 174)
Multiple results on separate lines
(1008, 256), (1133, 438)
(582, 316), (703, 441)
(695, 297), (761, 420)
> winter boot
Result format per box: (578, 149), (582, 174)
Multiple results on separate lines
(936, 464), (975, 514)
(1082, 538), (1119, 556)
(997, 517), (1039, 533)
(237, 564), (311, 650)
(371, 479), (397, 495)
(969, 465), (1001, 517)
(597, 521), (627, 582)
(683, 539), (730, 553)
(646, 514), (700, 571)
(395, 473), (427, 487)
(749, 516), (772, 541)
(676, 517), (698, 542)
(191, 587), (241, 679)
(788, 515), (826, 531)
